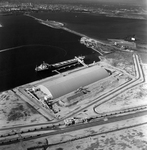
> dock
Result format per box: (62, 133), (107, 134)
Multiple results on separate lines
(35, 56), (87, 72)
(75, 56), (88, 67)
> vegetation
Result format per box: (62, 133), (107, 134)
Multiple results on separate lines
(8, 104), (28, 121)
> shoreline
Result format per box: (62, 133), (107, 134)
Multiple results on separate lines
(24, 13), (88, 38)
(24, 13), (108, 55)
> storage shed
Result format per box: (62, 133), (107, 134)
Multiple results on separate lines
(37, 65), (109, 99)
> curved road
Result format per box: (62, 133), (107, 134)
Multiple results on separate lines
(0, 54), (145, 146)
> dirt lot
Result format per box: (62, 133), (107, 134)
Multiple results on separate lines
(0, 90), (48, 128)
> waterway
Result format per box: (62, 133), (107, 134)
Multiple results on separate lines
(32, 12), (147, 42)
(0, 14), (98, 92)
(0, 12), (146, 92)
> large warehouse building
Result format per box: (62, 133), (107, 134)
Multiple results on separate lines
(34, 65), (109, 100)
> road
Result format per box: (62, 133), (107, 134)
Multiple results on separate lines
(0, 54), (144, 130)
(19, 15), (144, 122)
(0, 53), (145, 147)
(1, 107), (147, 146)
(93, 54), (144, 113)
(65, 53), (144, 118)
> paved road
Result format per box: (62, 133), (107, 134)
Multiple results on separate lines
(66, 53), (143, 118)
(0, 54), (144, 131)
(0, 54), (145, 147)
(93, 53), (144, 113)
(1, 108), (147, 146)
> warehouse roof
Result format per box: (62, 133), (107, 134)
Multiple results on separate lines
(37, 65), (109, 99)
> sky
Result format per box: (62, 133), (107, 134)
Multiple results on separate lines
(2, 0), (147, 5)
(57, 0), (147, 5)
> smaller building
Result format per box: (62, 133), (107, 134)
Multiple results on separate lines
(31, 85), (53, 101)
(109, 39), (136, 49)
(59, 92), (84, 107)
(113, 40), (136, 49)
(25, 85), (53, 109)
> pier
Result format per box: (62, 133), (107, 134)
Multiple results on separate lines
(75, 56), (88, 67)
(35, 56), (86, 72)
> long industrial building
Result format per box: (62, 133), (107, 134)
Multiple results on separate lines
(34, 65), (109, 100)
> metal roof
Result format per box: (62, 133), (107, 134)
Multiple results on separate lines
(39, 65), (109, 99)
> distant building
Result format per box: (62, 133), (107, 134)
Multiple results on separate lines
(112, 39), (136, 49)
(125, 35), (137, 42)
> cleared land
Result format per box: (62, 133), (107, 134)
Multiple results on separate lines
(47, 123), (147, 150)
(4, 113), (147, 150)
(0, 90), (48, 129)
(95, 62), (147, 114)
(100, 51), (136, 76)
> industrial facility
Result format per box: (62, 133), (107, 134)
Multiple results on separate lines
(25, 65), (109, 106)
